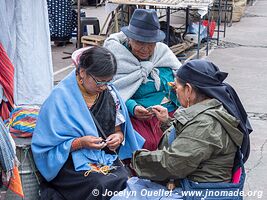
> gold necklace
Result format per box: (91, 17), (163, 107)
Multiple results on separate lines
(85, 93), (99, 108)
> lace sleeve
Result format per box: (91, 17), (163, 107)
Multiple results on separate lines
(108, 86), (126, 126)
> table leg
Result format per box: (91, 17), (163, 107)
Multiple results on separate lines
(166, 7), (170, 46)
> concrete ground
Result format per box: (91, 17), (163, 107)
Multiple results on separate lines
(51, 1), (267, 199)
(207, 0), (267, 199)
(52, 5), (107, 82)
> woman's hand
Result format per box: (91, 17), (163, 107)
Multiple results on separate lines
(151, 105), (169, 122)
(106, 131), (124, 152)
(134, 105), (154, 120)
(80, 135), (106, 150)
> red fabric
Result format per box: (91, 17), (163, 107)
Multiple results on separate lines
(0, 43), (14, 120)
(202, 20), (216, 38)
(0, 44), (23, 197)
(131, 116), (162, 151)
(0, 101), (11, 120)
(232, 167), (242, 183)
(131, 111), (175, 151)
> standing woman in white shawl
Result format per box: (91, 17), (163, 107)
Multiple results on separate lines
(104, 9), (182, 151)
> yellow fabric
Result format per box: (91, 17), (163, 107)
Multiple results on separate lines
(84, 163), (113, 176)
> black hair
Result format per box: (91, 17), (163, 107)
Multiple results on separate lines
(78, 46), (117, 77)
(176, 76), (209, 104)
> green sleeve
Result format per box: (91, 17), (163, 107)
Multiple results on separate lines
(160, 117), (174, 132)
(125, 99), (138, 116)
(132, 121), (220, 181)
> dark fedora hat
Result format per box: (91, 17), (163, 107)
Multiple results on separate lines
(121, 9), (165, 43)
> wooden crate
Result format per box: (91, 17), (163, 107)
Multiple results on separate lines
(81, 35), (107, 46)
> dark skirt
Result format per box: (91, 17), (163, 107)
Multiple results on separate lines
(40, 156), (128, 200)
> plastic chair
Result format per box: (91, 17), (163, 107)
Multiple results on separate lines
(80, 17), (100, 35)
(78, 17), (100, 47)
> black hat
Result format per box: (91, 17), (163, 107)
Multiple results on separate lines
(121, 9), (165, 43)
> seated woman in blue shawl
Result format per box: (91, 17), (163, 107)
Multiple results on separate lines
(31, 46), (144, 200)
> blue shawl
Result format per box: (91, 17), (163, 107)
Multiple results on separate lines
(31, 70), (145, 181)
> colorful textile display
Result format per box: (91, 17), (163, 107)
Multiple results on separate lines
(0, 118), (24, 197)
(6, 106), (40, 138)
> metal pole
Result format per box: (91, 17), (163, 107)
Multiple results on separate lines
(166, 7), (170, 46)
(183, 7), (190, 39)
(206, 5), (211, 56)
(223, 0), (228, 37)
(197, 15), (201, 59)
(217, 0), (222, 45)
(77, 0), (81, 48)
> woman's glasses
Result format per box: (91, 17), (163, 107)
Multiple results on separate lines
(89, 74), (112, 86)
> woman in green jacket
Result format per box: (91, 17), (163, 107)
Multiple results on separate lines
(110, 59), (252, 200)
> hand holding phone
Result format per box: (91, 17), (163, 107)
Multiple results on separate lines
(134, 106), (154, 120)
(146, 106), (154, 112)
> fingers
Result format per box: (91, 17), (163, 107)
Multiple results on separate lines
(150, 106), (169, 122)
(134, 106), (154, 120)
(106, 136), (119, 147)
(81, 136), (106, 150)
(152, 105), (166, 112)
(90, 141), (107, 150)
(106, 133), (122, 151)
(90, 137), (104, 143)
(134, 106), (150, 115)
(107, 141), (119, 150)
(151, 108), (160, 116)
(135, 105), (148, 112)
(81, 133), (123, 151)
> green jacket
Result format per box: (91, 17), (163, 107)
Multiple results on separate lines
(132, 99), (243, 183)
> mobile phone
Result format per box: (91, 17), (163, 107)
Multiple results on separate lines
(146, 106), (153, 112)
(103, 138), (111, 143)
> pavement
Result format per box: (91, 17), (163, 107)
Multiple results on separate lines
(206, 1), (267, 199)
(52, 1), (267, 199)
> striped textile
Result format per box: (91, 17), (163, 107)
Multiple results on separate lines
(0, 118), (24, 197)
(0, 43), (14, 120)
(7, 106), (39, 138)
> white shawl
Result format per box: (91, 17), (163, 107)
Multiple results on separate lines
(104, 32), (182, 101)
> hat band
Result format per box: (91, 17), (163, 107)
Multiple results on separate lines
(128, 24), (159, 37)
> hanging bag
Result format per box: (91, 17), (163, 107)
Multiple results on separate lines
(180, 149), (245, 200)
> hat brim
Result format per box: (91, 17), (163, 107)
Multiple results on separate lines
(121, 26), (166, 43)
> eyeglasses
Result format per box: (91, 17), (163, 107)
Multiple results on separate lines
(89, 74), (113, 86)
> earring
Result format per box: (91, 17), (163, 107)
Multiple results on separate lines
(186, 97), (190, 108)
(99, 85), (106, 90)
